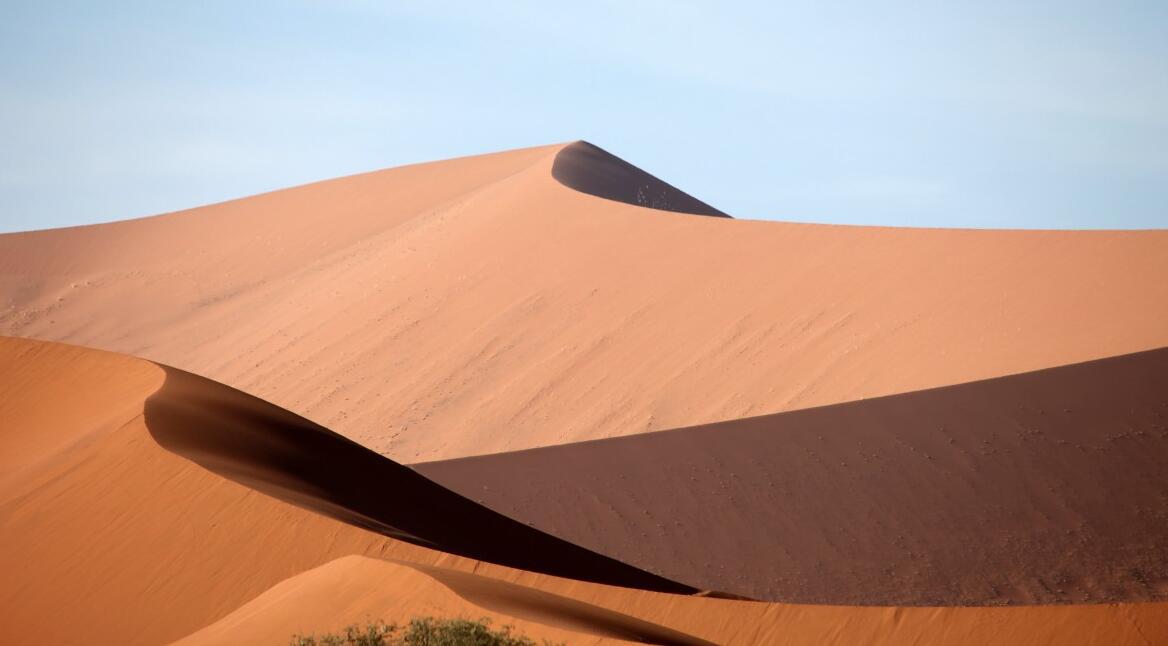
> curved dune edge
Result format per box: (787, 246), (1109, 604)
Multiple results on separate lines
(2, 144), (1168, 464)
(3, 336), (1168, 646)
(143, 362), (695, 595)
(550, 141), (730, 217)
(417, 346), (1168, 605)
(175, 555), (714, 646)
(0, 336), (680, 645)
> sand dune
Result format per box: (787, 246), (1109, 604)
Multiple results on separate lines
(145, 362), (692, 593)
(3, 336), (1167, 645)
(180, 555), (1168, 646)
(0, 336), (677, 644)
(179, 555), (1168, 646)
(3, 141), (1167, 644)
(2, 142), (1166, 461)
(418, 347), (1168, 604)
(176, 556), (713, 646)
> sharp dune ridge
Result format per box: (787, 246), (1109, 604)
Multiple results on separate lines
(2, 142), (1166, 463)
(551, 141), (730, 217)
(0, 336), (699, 644)
(144, 360), (695, 594)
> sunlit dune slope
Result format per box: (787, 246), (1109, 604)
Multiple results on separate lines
(418, 348), (1168, 605)
(3, 336), (1167, 646)
(2, 143), (1166, 461)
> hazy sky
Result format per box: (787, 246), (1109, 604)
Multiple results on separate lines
(2, 1), (1166, 231)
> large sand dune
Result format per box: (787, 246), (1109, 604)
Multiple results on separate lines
(4, 336), (1166, 645)
(2, 142), (1166, 462)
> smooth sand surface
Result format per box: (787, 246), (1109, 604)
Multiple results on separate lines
(2, 142), (1166, 462)
(176, 556), (711, 646)
(6, 336), (1168, 645)
(182, 555), (1168, 646)
(419, 348), (1168, 604)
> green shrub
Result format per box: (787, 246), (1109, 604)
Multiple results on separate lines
(290, 617), (560, 646)
(291, 621), (396, 646)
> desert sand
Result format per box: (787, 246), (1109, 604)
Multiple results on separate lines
(2, 142), (1167, 645)
(3, 336), (1166, 645)
(2, 142), (1166, 462)
(179, 555), (1168, 646)
(0, 336), (686, 644)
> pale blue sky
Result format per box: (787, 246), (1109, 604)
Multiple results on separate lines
(2, 1), (1166, 231)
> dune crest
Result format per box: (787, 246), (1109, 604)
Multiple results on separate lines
(144, 363), (694, 593)
(0, 337), (673, 644)
(551, 140), (730, 217)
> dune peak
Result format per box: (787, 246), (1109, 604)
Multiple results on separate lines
(551, 141), (730, 217)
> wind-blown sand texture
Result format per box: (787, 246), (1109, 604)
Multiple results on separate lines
(2, 142), (1167, 644)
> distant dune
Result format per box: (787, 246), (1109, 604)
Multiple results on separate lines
(2, 142), (1166, 462)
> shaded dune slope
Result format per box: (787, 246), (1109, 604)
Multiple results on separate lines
(146, 364), (694, 594)
(3, 143), (1165, 462)
(417, 347), (1168, 605)
(551, 141), (729, 217)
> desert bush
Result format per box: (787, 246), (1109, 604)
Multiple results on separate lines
(291, 617), (559, 646)
(291, 621), (396, 646)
